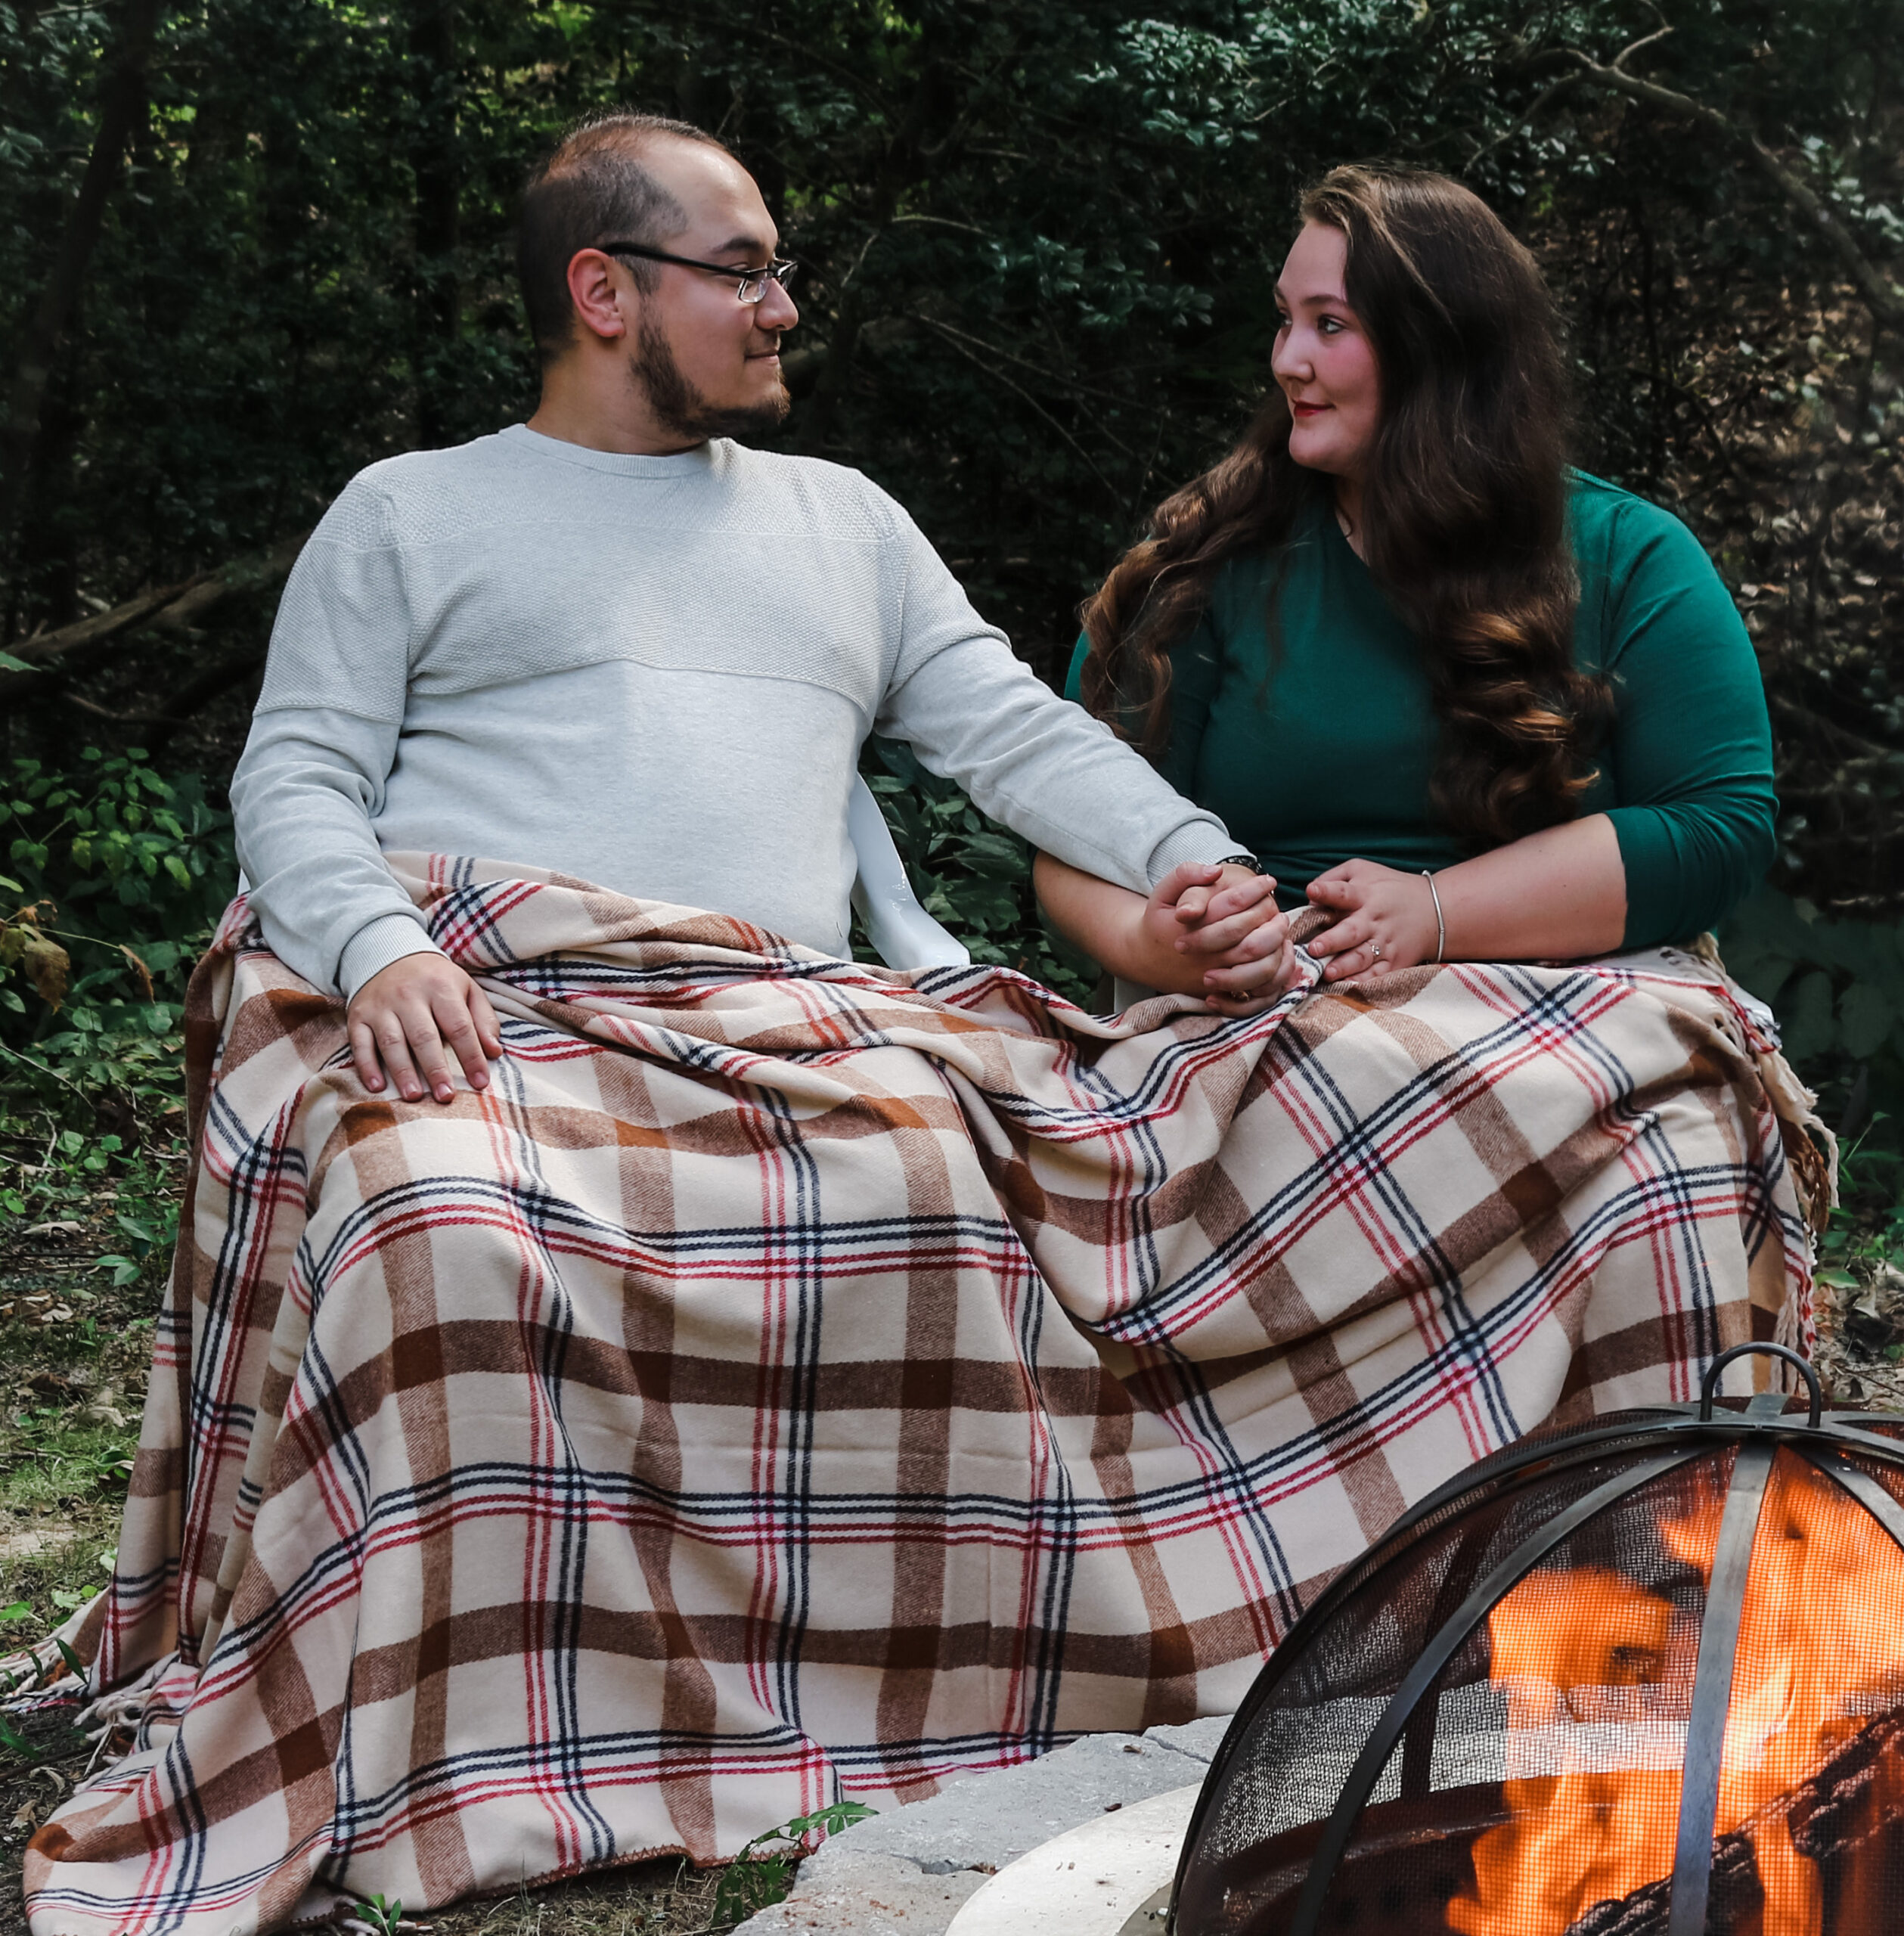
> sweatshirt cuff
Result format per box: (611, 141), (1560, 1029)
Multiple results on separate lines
(1144, 816), (1239, 887)
(339, 912), (446, 1002)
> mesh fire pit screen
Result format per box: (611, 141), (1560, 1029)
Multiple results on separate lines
(1168, 1345), (1904, 1936)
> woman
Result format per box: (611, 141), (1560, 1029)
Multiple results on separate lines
(1040, 165), (1777, 985)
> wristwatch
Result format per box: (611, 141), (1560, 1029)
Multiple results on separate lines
(1216, 852), (1263, 873)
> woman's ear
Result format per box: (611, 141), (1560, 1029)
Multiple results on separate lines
(565, 249), (631, 344)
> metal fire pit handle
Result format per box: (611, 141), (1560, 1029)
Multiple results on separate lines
(1698, 1341), (1822, 1426)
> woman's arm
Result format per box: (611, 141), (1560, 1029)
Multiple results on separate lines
(1304, 812), (1626, 981)
(1034, 853), (1296, 1012)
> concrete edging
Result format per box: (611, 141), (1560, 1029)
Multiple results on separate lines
(732, 1719), (1227, 1934)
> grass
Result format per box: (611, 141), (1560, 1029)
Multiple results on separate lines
(0, 1112), (178, 1936)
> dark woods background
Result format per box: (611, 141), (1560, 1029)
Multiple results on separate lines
(2, 0), (1902, 1240)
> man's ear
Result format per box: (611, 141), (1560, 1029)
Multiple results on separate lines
(565, 248), (631, 344)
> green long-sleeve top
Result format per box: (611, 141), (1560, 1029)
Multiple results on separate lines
(1065, 472), (1777, 948)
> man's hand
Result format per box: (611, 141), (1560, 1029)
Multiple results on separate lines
(1146, 861), (1295, 1013)
(346, 953), (504, 1103)
(1305, 860), (1440, 982)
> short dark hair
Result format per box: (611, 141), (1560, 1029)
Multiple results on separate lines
(516, 112), (733, 364)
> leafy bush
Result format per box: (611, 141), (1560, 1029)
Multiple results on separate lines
(859, 737), (1099, 1005)
(1717, 886), (1904, 1264)
(1, 746), (234, 1107)
(1717, 887), (1904, 1134)
(1, 748), (232, 1280)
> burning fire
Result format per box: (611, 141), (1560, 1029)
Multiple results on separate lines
(1446, 1453), (1904, 1936)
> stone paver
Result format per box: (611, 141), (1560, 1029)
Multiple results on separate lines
(731, 1851), (988, 1933)
(733, 1723), (1226, 1936)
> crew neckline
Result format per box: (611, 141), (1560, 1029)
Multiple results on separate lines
(501, 423), (725, 478)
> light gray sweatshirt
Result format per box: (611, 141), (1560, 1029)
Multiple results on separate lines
(231, 424), (1236, 997)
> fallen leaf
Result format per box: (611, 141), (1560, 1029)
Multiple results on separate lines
(19, 929), (68, 1008)
(117, 944), (155, 1002)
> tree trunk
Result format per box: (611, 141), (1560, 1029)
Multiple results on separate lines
(795, 44), (950, 457)
(409, 0), (460, 449)
(0, 0), (165, 548)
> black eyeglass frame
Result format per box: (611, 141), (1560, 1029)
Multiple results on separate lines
(592, 241), (798, 304)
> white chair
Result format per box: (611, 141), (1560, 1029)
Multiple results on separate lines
(848, 774), (972, 970)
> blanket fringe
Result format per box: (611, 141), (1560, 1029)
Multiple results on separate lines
(1684, 932), (1839, 1235)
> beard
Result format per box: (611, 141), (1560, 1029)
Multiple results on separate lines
(631, 315), (791, 441)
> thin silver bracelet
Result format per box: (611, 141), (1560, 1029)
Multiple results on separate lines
(1421, 870), (1447, 965)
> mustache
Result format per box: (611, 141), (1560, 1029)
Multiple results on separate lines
(631, 316), (789, 439)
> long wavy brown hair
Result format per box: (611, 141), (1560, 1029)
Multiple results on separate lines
(1079, 165), (1609, 847)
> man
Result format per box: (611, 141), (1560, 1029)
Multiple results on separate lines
(229, 113), (1292, 1075)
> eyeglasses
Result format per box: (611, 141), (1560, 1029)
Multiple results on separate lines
(594, 241), (799, 306)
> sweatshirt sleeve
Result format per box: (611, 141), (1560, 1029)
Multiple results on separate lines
(1068, 619), (1223, 800)
(1590, 498), (1778, 948)
(875, 508), (1236, 893)
(228, 477), (445, 997)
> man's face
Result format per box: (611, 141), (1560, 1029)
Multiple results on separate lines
(623, 142), (799, 440)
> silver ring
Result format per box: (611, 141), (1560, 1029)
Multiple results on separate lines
(1369, 941), (1382, 961)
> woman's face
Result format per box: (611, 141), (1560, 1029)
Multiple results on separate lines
(1272, 220), (1381, 481)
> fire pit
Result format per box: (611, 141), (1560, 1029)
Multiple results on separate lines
(1166, 1343), (1904, 1936)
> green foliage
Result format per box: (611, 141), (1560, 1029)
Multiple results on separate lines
(706, 1801), (877, 1930)
(349, 1893), (408, 1936)
(0, 1113), (184, 1283)
(1718, 887), (1904, 1127)
(1, 746), (234, 971)
(860, 739), (1098, 1004)
(0, 746), (224, 1172)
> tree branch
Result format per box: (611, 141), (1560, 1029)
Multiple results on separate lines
(1463, 70), (1583, 171)
(0, 529), (306, 699)
(1558, 48), (1904, 332)
(915, 318), (1124, 498)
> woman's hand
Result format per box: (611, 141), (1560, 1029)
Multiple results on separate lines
(1147, 861), (1295, 1014)
(1307, 819), (1628, 977)
(1032, 853), (1298, 1013)
(1305, 861), (1439, 982)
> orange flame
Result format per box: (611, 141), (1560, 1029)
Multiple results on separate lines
(1447, 1454), (1904, 1936)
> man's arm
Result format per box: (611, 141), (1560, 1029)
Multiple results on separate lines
(873, 511), (1241, 896)
(1034, 854), (1295, 1013)
(231, 485), (499, 1101)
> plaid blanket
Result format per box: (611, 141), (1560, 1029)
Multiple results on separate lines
(22, 856), (1814, 1934)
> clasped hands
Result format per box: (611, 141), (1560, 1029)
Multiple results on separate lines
(1109, 861), (1297, 1016)
(1133, 856), (1444, 1007)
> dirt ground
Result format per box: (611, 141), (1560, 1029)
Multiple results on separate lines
(4, 1175), (1901, 1934)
